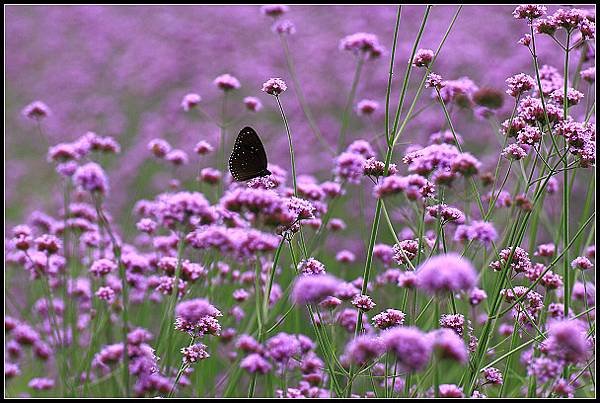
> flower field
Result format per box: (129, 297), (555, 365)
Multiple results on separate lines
(4, 4), (596, 398)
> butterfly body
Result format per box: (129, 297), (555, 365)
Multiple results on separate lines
(228, 126), (271, 181)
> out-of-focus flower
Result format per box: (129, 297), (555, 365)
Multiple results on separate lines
(22, 101), (51, 120)
(214, 74), (241, 91)
(291, 274), (342, 304)
(416, 253), (477, 294)
(356, 99), (379, 116)
(339, 32), (384, 59)
(382, 326), (432, 372)
(73, 162), (109, 195)
(243, 96), (263, 112)
(181, 93), (201, 111)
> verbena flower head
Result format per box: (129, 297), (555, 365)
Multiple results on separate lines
(483, 367), (504, 385)
(194, 140), (214, 155)
(262, 78), (287, 96)
(266, 332), (301, 362)
(181, 343), (210, 364)
(580, 66), (595, 83)
(339, 32), (384, 59)
(291, 274), (342, 304)
(545, 319), (590, 364)
(22, 101), (51, 120)
(174, 298), (222, 336)
(260, 4), (289, 17)
(181, 93), (201, 111)
(413, 48), (434, 67)
(73, 162), (109, 195)
(416, 253), (477, 295)
(243, 96), (263, 112)
(438, 384), (464, 398)
(425, 73), (444, 89)
(571, 256), (593, 270)
(351, 294), (376, 311)
(356, 99), (379, 116)
(382, 326), (432, 372)
(272, 19), (296, 35)
(550, 87), (584, 107)
(453, 220), (497, 247)
(148, 138), (172, 158)
(512, 5), (547, 20)
(502, 143), (528, 160)
(506, 73), (535, 97)
(372, 309), (406, 329)
(344, 335), (384, 366)
(241, 353), (272, 374)
(298, 257), (326, 276)
(214, 74), (241, 91)
(429, 328), (468, 364)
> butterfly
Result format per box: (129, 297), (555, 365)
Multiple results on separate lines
(228, 126), (272, 181)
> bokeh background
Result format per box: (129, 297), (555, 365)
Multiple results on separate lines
(5, 4), (593, 237)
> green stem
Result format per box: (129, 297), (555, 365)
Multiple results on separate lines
(275, 96), (298, 197)
(338, 54), (366, 153)
(279, 35), (335, 155)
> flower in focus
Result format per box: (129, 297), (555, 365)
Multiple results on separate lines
(262, 78), (287, 96)
(413, 48), (434, 67)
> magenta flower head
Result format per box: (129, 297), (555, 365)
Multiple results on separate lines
(241, 353), (272, 374)
(298, 257), (326, 276)
(482, 367), (504, 385)
(243, 96), (263, 112)
(28, 377), (55, 390)
(413, 48), (434, 67)
(339, 32), (384, 59)
(416, 253), (477, 295)
(506, 73), (535, 97)
(571, 256), (593, 270)
(272, 19), (296, 35)
(174, 298), (222, 336)
(181, 343), (210, 365)
(344, 335), (384, 366)
(260, 4), (289, 18)
(73, 162), (109, 196)
(580, 66), (595, 83)
(291, 274), (342, 304)
(262, 78), (287, 96)
(148, 138), (172, 158)
(356, 99), (379, 116)
(546, 319), (590, 364)
(382, 326), (432, 372)
(425, 73), (444, 89)
(351, 294), (376, 311)
(265, 332), (301, 362)
(181, 93), (201, 112)
(513, 5), (547, 20)
(22, 101), (51, 120)
(194, 140), (214, 156)
(502, 143), (528, 161)
(372, 309), (406, 330)
(214, 74), (241, 91)
(429, 328), (468, 364)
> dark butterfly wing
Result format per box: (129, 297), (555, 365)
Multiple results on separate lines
(229, 126), (271, 181)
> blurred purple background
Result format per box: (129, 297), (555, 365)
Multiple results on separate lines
(5, 5), (589, 225)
